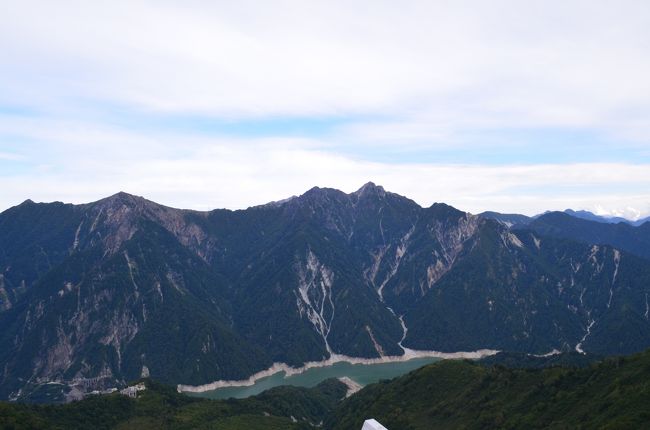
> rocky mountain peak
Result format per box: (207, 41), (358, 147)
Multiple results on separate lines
(95, 192), (148, 210)
(297, 186), (349, 207)
(426, 202), (468, 221)
(353, 182), (386, 198)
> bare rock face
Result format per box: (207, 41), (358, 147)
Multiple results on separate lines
(2, 184), (650, 402)
(79, 192), (213, 260)
(295, 250), (336, 356)
(424, 212), (479, 289)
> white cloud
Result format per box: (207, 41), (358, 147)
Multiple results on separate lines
(1, 120), (649, 217)
(1, 0), (650, 137)
(0, 152), (23, 161)
(1, 0), (649, 216)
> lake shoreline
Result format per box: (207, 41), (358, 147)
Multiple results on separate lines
(177, 348), (499, 393)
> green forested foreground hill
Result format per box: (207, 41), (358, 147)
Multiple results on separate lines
(3, 351), (650, 429)
(0, 378), (346, 430)
(328, 350), (650, 430)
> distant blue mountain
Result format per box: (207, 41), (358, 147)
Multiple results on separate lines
(633, 216), (650, 227)
(480, 209), (650, 227)
(525, 211), (650, 260)
(477, 211), (532, 227)
(564, 209), (631, 225)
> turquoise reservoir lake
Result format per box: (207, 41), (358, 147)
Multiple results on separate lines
(191, 357), (441, 400)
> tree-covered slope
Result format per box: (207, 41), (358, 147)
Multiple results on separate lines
(0, 218), (270, 400)
(403, 225), (650, 355)
(327, 349), (650, 430)
(0, 378), (347, 430)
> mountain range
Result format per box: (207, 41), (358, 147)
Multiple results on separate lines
(480, 208), (650, 227)
(2, 183), (650, 401)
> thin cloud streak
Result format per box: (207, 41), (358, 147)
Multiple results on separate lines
(0, 152), (23, 161)
(1, 129), (649, 218)
(2, 1), (650, 132)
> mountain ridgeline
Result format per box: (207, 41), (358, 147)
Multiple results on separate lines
(1, 184), (650, 400)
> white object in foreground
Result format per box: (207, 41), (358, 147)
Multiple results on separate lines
(362, 418), (388, 430)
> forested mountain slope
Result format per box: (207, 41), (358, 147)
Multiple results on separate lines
(328, 349), (650, 429)
(2, 184), (650, 400)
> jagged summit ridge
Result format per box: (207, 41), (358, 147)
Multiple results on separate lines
(2, 184), (650, 402)
(13, 182), (407, 215)
(94, 191), (146, 206)
(354, 181), (385, 196)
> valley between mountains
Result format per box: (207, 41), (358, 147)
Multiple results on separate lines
(2, 183), (650, 401)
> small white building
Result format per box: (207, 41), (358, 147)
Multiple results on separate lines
(362, 418), (388, 430)
(120, 382), (146, 398)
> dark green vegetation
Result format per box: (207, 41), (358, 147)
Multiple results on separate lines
(0, 378), (346, 430)
(328, 349), (650, 429)
(2, 184), (650, 400)
(4, 350), (650, 429)
(404, 221), (650, 355)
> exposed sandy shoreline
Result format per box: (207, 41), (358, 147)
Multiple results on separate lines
(338, 376), (363, 397)
(177, 348), (499, 393)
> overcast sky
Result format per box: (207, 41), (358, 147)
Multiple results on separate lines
(1, 0), (650, 218)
